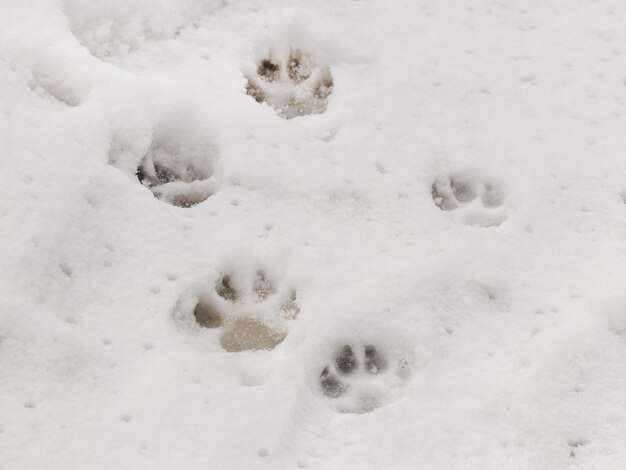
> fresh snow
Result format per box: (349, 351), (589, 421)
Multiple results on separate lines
(1, 0), (626, 469)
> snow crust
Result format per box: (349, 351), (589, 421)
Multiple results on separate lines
(2, 0), (626, 468)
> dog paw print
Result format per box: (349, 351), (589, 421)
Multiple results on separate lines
(318, 343), (411, 413)
(431, 170), (508, 227)
(109, 106), (218, 208)
(136, 118), (217, 208)
(177, 267), (300, 352)
(136, 147), (214, 208)
(245, 48), (333, 119)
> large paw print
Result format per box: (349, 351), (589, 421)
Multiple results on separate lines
(108, 105), (218, 208)
(136, 148), (214, 208)
(245, 48), (333, 119)
(318, 343), (411, 413)
(135, 118), (217, 208)
(431, 170), (508, 227)
(178, 267), (300, 352)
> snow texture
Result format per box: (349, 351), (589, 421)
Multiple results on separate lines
(2, 0), (626, 469)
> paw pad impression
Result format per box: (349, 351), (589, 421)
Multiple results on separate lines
(245, 48), (333, 119)
(134, 109), (217, 208)
(318, 342), (409, 413)
(431, 170), (508, 227)
(136, 139), (215, 208)
(178, 267), (300, 353)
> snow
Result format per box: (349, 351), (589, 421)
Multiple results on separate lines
(1, 0), (626, 468)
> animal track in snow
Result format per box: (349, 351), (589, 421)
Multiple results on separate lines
(245, 48), (333, 119)
(318, 342), (411, 413)
(176, 266), (300, 352)
(135, 123), (216, 208)
(136, 146), (214, 208)
(431, 169), (508, 227)
(109, 107), (218, 208)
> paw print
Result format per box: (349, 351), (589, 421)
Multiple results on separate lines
(136, 140), (215, 208)
(130, 108), (217, 208)
(431, 170), (508, 227)
(318, 343), (411, 413)
(176, 266), (300, 352)
(136, 156), (214, 208)
(245, 48), (333, 119)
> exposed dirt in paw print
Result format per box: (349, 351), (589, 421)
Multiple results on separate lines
(335, 345), (358, 375)
(318, 342), (410, 413)
(320, 366), (348, 398)
(220, 318), (286, 353)
(193, 301), (223, 328)
(176, 266), (300, 353)
(431, 169), (508, 227)
(216, 275), (238, 302)
(365, 344), (386, 373)
(257, 59), (280, 82)
(245, 48), (333, 119)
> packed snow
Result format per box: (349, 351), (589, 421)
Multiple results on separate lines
(1, 0), (626, 468)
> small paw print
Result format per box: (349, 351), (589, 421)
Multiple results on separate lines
(318, 343), (410, 413)
(245, 48), (333, 119)
(176, 266), (300, 352)
(431, 170), (508, 227)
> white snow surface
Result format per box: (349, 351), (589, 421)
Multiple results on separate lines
(2, 0), (626, 468)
